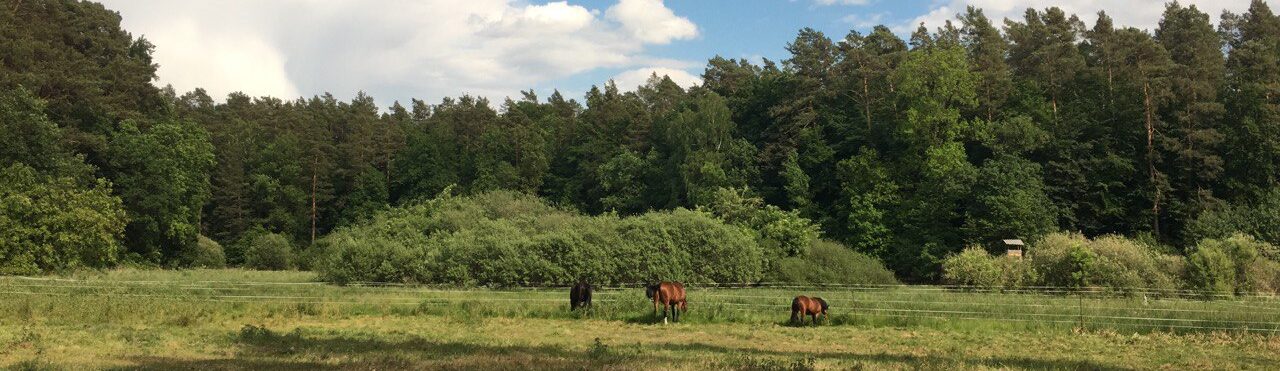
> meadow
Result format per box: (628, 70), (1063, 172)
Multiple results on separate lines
(2, 269), (1279, 370)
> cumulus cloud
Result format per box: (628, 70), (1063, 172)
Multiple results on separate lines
(841, 12), (888, 29)
(611, 67), (703, 91)
(99, 0), (700, 105)
(900, 0), (1252, 34)
(606, 0), (699, 44)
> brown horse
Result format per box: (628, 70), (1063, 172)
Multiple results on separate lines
(790, 296), (828, 325)
(646, 281), (686, 324)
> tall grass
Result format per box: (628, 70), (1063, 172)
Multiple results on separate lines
(2, 269), (1277, 335)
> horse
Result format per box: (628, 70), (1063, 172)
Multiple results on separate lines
(646, 281), (686, 324)
(790, 296), (828, 325)
(570, 280), (592, 311)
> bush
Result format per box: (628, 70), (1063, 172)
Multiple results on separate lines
(0, 164), (126, 274)
(941, 246), (1036, 289)
(701, 187), (819, 266)
(182, 235), (226, 268)
(244, 232), (295, 270)
(769, 240), (898, 285)
(317, 191), (777, 286)
(1028, 232), (1180, 292)
(1187, 244), (1236, 297)
(942, 246), (1002, 288)
(1189, 234), (1280, 295)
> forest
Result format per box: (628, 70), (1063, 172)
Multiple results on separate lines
(3, 0), (1280, 284)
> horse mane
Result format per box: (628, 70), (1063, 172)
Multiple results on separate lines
(816, 297), (828, 312)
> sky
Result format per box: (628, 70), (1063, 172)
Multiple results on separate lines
(98, 0), (1259, 108)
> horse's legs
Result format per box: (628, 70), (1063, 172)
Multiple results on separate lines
(672, 303), (679, 323)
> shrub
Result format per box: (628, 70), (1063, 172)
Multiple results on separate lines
(942, 246), (1002, 288)
(182, 235), (226, 268)
(0, 164), (126, 274)
(941, 246), (1036, 289)
(1187, 244), (1236, 297)
(1028, 232), (1181, 292)
(244, 232), (295, 270)
(1190, 234), (1280, 295)
(317, 191), (774, 286)
(701, 187), (819, 266)
(769, 240), (898, 285)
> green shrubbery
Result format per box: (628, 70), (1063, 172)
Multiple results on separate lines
(315, 191), (890, 287)
(181, 235), (226, 268)
(940, 246), (1036, 289)
(942, 232), (1183, 293)
(770, 240), (898, 285)
(1027, 233), (1181, 292)
(244, 232), (295, 270)
(1187, 234), (1280, 295)
(0, 164), (127, 275)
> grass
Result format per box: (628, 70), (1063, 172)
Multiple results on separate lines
(1, 269), (1278, 369)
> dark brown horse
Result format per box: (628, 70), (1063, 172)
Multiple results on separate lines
(570, 280), (592, 311)
(646, 281), (686, 323)
(790, 296), (828, 325)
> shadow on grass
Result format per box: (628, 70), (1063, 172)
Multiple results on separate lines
(658, 342), (1132, 370)
(111, 326), (654, 371)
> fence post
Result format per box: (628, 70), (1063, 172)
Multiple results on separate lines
(1077, 287), (1084, 330)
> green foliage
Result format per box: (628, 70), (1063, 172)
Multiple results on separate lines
(941, 246), (1037, 289)
(318, 191), (778, 286)
(701, 187), (819, 266)
(1188, 234), (1280, 295)
(182, 235), (226, 269)
(107, 119), (215, 263)
(964, 156), (1057, 247)
(0, 164), (126, 274)
(769, 240), (899, 285)
(1187, 243), (1236, 297)
(1029, 233), (1181, 292)
(244, 233), (295, 271)
(1184, 189), (1280, 247)
(13, 0), (1280, 288)
(834, 148), (897, 256)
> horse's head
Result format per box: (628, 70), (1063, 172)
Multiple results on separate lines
(645, 283), (659, 299)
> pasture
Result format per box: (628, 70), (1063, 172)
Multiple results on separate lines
(2, 269), (1279, 370)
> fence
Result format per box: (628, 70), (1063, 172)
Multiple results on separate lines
(2, 276), (1278, 334)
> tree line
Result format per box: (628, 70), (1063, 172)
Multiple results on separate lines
(3, 0), (1279, 281)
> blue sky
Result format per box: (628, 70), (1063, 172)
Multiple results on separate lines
(99, 0), (1256, 108)
(551, 0), (937, 98)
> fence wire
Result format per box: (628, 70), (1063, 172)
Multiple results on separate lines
(3, 277), (1279, 333)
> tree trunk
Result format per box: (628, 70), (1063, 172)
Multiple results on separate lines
(863, 74), (872, 131)
(1144, 81), (1160, 235)
(311, 157), (318, 245)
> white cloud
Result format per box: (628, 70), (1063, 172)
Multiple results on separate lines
(612, 67), (703, 91)
(815, 0), (872, 5)
(900, 0), (1252, 35)
(99, 0), (701, 105)
(841, 12), (887, 29)
(606, 0), (699, 44)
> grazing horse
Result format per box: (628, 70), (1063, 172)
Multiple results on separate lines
(791, 296), (828, 325)
(570, 280), (592, 310)
(646, 281), (686, 324)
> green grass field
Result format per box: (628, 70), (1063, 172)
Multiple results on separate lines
(2, 269), (1278, 370)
